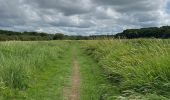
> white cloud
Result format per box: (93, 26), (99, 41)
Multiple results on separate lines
(0, 0), (169, 35)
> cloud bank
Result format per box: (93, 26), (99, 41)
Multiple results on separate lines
(0, 0), (169, 35)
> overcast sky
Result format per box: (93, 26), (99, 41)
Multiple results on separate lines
(0, 0), (170, 35)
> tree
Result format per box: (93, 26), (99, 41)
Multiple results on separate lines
(53, 33), (65, 40)
(115, 26), (170, 39)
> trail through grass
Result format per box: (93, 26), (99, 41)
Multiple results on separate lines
(69, 47), (80, 100)
(1, 40), (170, 100)
(63, 44), (117, 100)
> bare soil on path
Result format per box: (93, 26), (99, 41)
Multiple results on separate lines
(64, 51), (80, 100)
(70, 55), (80, 100)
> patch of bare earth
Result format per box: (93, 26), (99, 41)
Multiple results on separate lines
(64, 52), (80, 100)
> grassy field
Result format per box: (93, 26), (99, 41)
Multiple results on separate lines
(0, 40), (169, 100)
(83, 39), (170, 99)
(0, 41), (72, 99)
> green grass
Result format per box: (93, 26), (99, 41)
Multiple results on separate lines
(0, 40), (170, 100)
(75, 44), (119, 100)
(25, 46), (72, 100)
(83, 39), (170, 99)
(0, 41), (72, 100)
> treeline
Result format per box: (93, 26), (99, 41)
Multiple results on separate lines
(0, 30), (114, 41)
(0, 26), (170, 41)
(0, 30), (53, 41)
(52, 34), (114, 40)
(0, 30), (88, 41)
(115, 26), (170, 39)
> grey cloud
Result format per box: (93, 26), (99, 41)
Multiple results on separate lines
(0, 0), (169, 35)
(25, 0), (93, 16)
(0, 0), (27, 26)
(49, 18), (95, 28)
(93, 0), (144, 5)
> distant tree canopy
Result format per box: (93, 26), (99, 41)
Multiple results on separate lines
(0, 30), (54, 41)
(115, 26), (170, 39)
(0, 26), (170, 41)
(0, 30), (94, 41)
(0, 29), (114, 41)
(53, 33), (65, 40)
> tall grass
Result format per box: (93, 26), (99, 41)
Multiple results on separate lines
(83, 39), (170, 98)
(0, 41), (70, 98)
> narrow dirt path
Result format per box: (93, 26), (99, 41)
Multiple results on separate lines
(64, 49), (80, 100)
(70, 54), (80, 100)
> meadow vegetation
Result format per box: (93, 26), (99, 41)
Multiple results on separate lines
(0, 40), (169, 99)
(83, 39), (170, 99)
(0, 41), (71, 99)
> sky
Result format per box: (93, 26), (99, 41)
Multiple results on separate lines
(0, 0), (170, 35)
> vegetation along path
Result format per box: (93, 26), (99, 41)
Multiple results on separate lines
(0, 41), (118, 100)
(64, 44), (116, 100)
(70, 48), (80, 100)
(0, 40), (170, 100)
(3, 41), (169, 99)
(65, 44), (118, 100)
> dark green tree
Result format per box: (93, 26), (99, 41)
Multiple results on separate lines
(53, 33), (65, 40)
